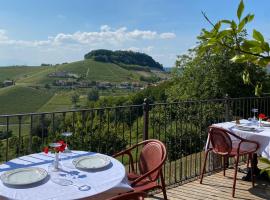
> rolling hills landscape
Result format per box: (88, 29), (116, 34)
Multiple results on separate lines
(0, 50), (169, 114)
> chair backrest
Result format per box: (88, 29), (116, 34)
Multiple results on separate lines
(107, 191), (145, 200)
(138, 140), (166, 181)
(208, 126), (232, 155)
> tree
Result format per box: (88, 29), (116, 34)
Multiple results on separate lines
(84, 49), (163, 70)
(199, 0), (270, 95)
(167, 40), (269, 100)
(87, 88), (99, 102)
(71, 93), (79, 107)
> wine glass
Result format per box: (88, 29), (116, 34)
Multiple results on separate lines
(251, 108), (258, 123)
(61, 132), (73, 153)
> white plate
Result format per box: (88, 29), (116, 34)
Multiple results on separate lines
(235, 125), (256, 131)
(0, 167), (48, 186)
(73, 155), (111, 170)
(261, 121), (270, 127)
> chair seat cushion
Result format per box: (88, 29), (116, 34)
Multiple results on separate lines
(229, 141), (257, 156)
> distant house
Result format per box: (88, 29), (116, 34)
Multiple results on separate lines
(3, 80), (14, 87)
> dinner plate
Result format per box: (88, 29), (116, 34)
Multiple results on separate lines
(73, 155), (111, 170)
(261, 121), (270, 127)
(235, 125), (256, 131)
(0, 167), (48, 186)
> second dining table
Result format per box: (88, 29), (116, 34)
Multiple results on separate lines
(0, 151), (133, 200)
(210, 119), (270, 159)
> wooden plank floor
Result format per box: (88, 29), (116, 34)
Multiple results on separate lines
(147, 165), (270, 200)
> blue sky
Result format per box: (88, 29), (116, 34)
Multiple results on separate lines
(0, 0), (269, 67)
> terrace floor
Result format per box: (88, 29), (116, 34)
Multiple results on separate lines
(148, 164), (270, 200)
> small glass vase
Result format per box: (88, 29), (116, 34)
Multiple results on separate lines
(259, 119), (262, 127)
(50, 152), (62, 171)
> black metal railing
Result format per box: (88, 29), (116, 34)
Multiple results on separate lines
(0, 96), (269, 187)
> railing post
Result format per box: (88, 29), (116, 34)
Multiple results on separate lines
(143, 98), (149, 141)
(225, 94), (229, 121)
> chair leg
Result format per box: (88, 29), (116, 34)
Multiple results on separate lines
(247, 154), (250, 168)
(250, 154), (255, 187)
(200, 150), (209, 184)
(223, 156), (227, 176)
(232, 155), (240, 198)
(160, 170), (167, 200)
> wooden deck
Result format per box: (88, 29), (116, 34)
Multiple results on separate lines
(148, 165), (270, 200)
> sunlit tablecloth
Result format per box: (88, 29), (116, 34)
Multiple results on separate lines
(208, 119), (270, 159)
(0, 151), (132, 200)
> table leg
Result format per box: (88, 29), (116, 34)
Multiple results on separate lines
(241, 153), (260, 181)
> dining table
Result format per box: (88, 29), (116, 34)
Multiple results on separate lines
(207, 119), (270, 179)
(210, 119), (270, 159)
(0, 151), (133, 200)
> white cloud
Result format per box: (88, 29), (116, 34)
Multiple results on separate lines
(0, 25), (176, 47)
(160, 32), (176, 39)
(0, 26), (178, 66)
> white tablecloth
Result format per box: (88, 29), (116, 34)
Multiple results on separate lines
(0, 151), (133, 200)
(210, 120), (270, 159)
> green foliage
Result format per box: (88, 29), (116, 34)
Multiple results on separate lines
(87, 88), (99, 102)
(84, 49), (163, 70)
(0, 130), (12, 140)
(199, 0), (270, 95)
(71, 93), (79, 106)
(259, 157), (270, 180)
(167, 45), (269, 100)
(139, 75), (161, 83)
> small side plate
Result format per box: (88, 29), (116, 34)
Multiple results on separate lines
(73, 155), (111, 170)
(261, 121), (270, 127)
(0, 167), (48, 186)
(235, 125), (256, 131)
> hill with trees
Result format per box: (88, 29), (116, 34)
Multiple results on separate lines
(84, 49), (163, 70)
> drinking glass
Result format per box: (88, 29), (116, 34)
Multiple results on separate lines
(251, 108), (258, 124)
(61, 132), (73, 153)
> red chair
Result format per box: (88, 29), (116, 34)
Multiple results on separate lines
(106, 191), (146, 200)
(200, 126), (259, 197)
(113, 139), (167, 200)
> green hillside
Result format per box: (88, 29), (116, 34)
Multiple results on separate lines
(17, 59), (147, 85)
(0, 56), (168, 114)
(0, 66), (42, 82)
(0, 86), (53, 114)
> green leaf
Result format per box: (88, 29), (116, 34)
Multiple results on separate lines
(241, 40), (261, 50)
(255, 82), (262, 96)
(216, 29), (231, 39)
(231, 54), (246, 63)
(259, 157), (270, 165)
(231, 21), (237, 30)
(221, 20), (232, 25)
(242, 69), (251, 85)
(253, 29), (265, 42)
(247, 14), (254, 22)
(238, 14), (254, 32)
(262, 42), (270, 52)
(214, 21), (221, 31)
(237, 0), (244, 20)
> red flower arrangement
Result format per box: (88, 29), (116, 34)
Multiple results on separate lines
(43, 140), (67, 154)
(258, 113), (266, 120)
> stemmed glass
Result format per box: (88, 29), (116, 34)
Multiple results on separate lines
(251, 108), (258, 122)
(61, 132), (73, 153)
